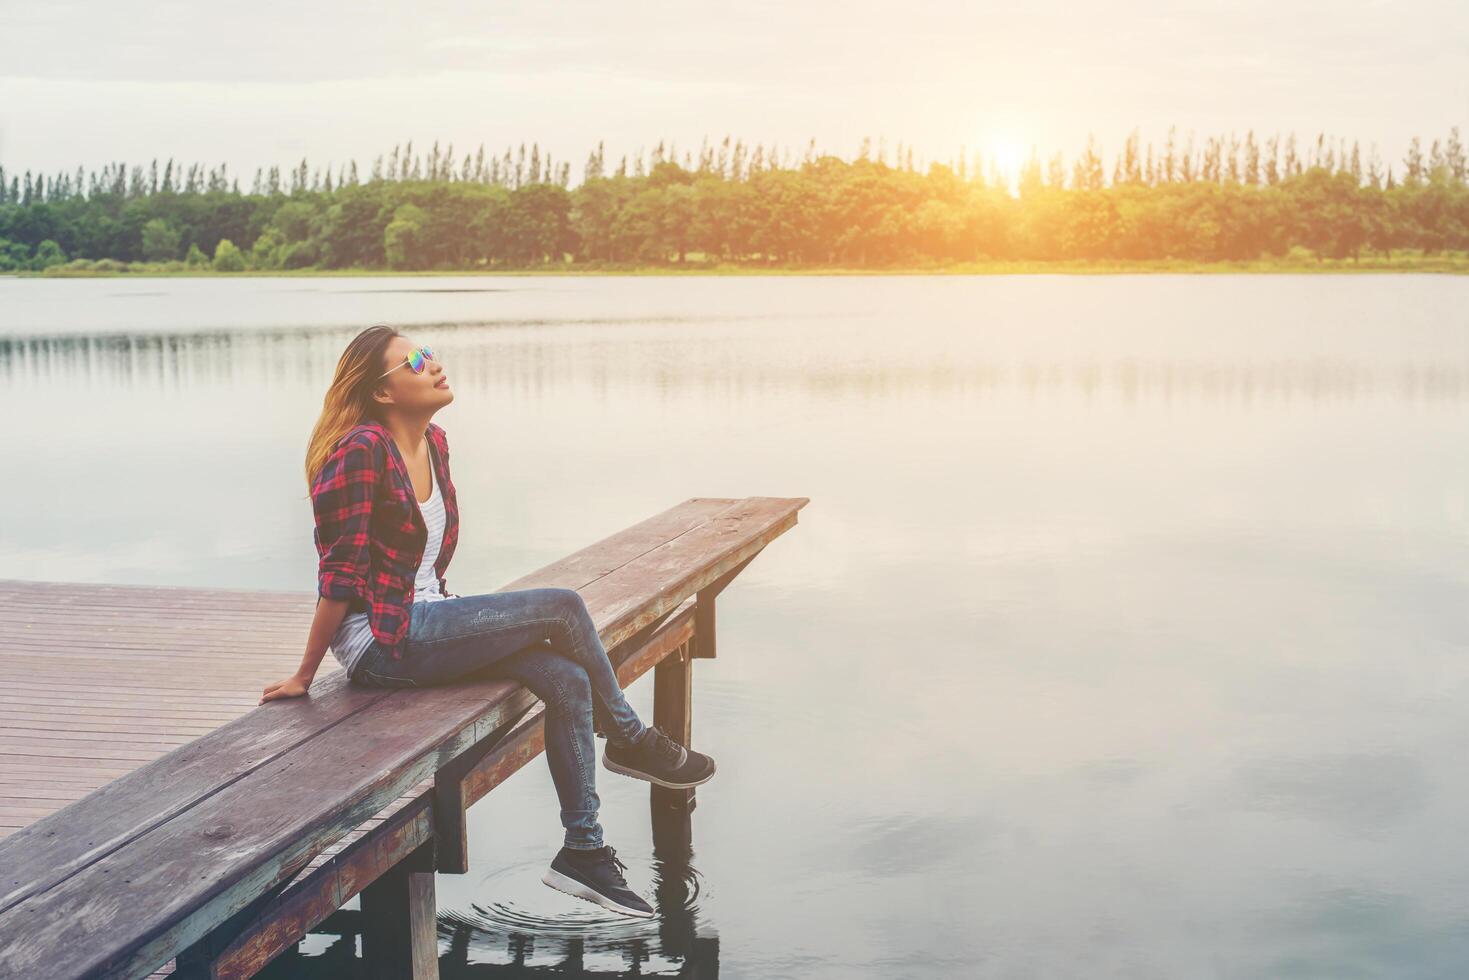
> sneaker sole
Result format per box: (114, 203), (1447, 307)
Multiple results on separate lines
(602, 753), (716, 789)
(541, 867), (656, 918)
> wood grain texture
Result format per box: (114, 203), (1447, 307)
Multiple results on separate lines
(0, 495), (808, 979)
(207, 601), (696, 980)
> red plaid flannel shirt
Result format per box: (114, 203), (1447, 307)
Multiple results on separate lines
(311, 420), (460, 660)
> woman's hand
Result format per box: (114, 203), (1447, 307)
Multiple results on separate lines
(260, 672), (312, 704)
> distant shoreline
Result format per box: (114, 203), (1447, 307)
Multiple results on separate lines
(15, 253), (1469, 278)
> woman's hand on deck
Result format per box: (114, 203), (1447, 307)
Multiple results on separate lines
(260, 672), (312, 704)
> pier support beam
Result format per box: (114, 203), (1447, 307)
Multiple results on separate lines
(359, 839), (439, 980)
(690, 547), (760, 659)
(652, 636), (697, 812)
(434, 709), (529, 875)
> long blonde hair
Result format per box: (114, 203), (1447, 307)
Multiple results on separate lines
(304, 324), (402, 492)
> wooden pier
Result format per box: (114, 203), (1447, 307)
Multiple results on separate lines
(0, 496), (807, 979)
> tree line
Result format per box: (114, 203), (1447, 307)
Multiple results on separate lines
(0, 128), (1466, 272)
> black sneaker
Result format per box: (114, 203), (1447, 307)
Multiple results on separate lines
(603, 725), (716, 789)
(541, 844), (655, 918)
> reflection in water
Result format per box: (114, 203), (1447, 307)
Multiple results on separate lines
(2, 329), (1466, 405)
(255, 804), (717, 978)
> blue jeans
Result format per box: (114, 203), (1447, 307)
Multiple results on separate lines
(350, 587), (648, 850)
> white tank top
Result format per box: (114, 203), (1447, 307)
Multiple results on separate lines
(330, 459), (448, 676)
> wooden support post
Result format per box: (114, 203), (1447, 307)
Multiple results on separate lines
(434, 706), (535, 874)
(690, 546), (760, 659)
(692, 589), (717, 660)
(652, 637), (696, 812)
(172, 876), (297, 979)
(359, 839), (439, 980)
(432, 759), (471, 877)
(650, 784), (694, 858)
(432, 721), (503, 874)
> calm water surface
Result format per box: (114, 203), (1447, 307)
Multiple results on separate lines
(1, 273), (1467, 979)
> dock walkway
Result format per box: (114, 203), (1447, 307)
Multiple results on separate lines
(0, 496), (806, 978)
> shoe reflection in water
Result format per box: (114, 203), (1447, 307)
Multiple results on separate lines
(255, 785), (719, 977)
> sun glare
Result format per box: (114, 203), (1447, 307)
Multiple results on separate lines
(986, 137), (1025, 191)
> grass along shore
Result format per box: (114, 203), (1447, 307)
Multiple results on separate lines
(14, 250), (1469, 278)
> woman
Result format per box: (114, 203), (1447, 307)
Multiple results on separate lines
(260, 325), (715, 919)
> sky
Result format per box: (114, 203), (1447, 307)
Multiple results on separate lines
(2, 0), (1466, 189)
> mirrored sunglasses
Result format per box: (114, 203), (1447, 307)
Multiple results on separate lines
(377, 345), (436, 380)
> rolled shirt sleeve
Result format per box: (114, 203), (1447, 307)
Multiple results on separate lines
(311, 437), (380, 605)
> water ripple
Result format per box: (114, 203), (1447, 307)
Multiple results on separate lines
(438, 854), (709, 937)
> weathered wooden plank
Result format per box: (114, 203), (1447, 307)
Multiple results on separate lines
(0, 669), (389, 916)
(210, 601), (697, 979)
(165, 610), (703, 979)
(0, 764), (138, 782)
(0, 676), (542, 978)
(0, 716), (250, 734)
(0, 495), (806, 978)
(0, 705), (247, 721)
(577, 497), (806, 649)
(0, 683), (276, 699)
(0, 764), (123, 780)
(175, 787), (431, 980)
(0, 580), (313, 605)
(0, 649), (318, 664)
(491, 497), (739, 589)
(0, 693), (263, 711)
(1, 600), (313, 619)
(0, 573), (324, 860)
(0, 500), (743, 916)
(0, 755), (164, 772)
(0, 720), (222, 737)
(0, 728), (209, 745)
(2, 615), (326, 636)
(358, 841), (438, 979)
(0, 795), (66, 812)
(209, 793), (436, 980)
(0, 745), (179, 763)
(0, 803), (98, 820)
(0, 599), (713, 975)
(0, 786), (93, 802)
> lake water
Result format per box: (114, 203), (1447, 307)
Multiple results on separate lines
(2, 273), (1467, 979)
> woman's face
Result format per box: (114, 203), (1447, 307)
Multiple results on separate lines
(376, 337), (452, 411)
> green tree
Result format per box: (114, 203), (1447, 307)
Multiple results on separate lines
(249, 229), (285, 269)
(32, 239), (67, 270)
(141, 219), (181, 262)
(384, 203), (427, 269)
(212, 238), (246, 271)
(501, 184), (574, 264)
(0, 239), (31, 271)
(1287, 169), (1372, 259)
(1, 129), (1467, 271)
(269, 200), (318, 243)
